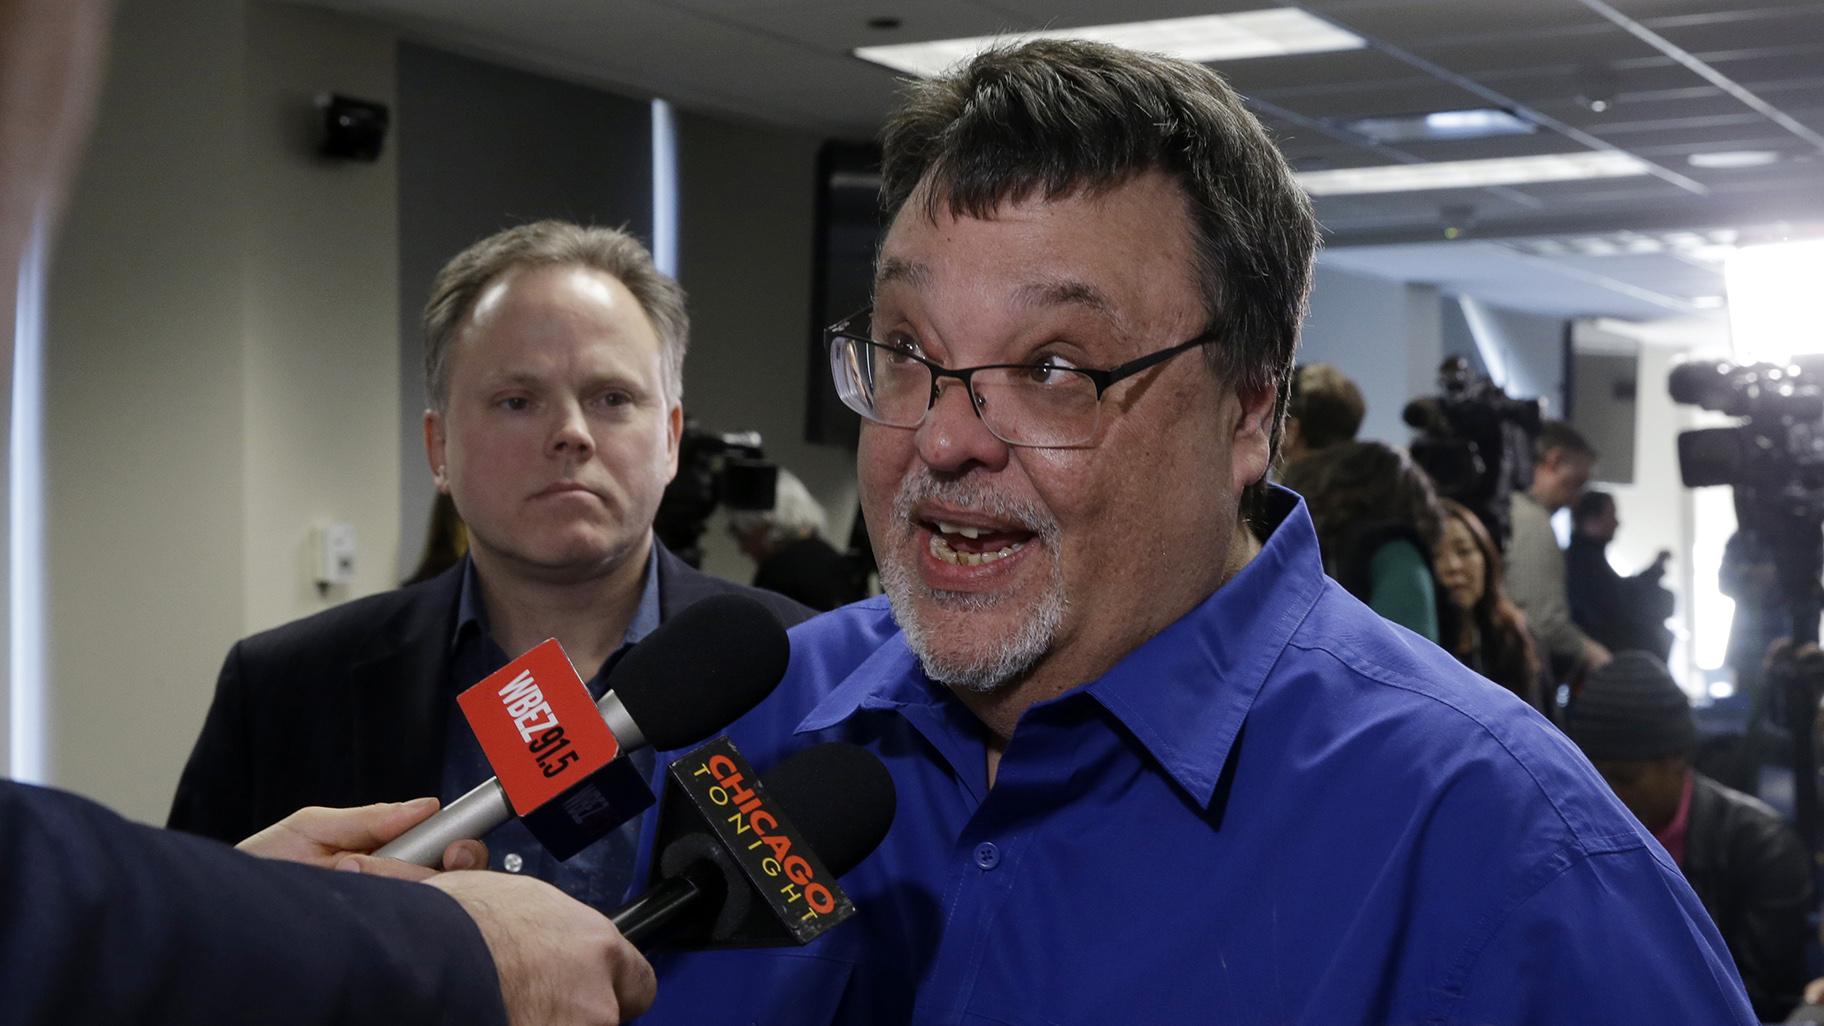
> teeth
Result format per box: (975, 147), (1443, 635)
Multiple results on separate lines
(934, 520), (983, 539)
(929, 533), (1025, 566)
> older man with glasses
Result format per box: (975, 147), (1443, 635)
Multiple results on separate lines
(629, 39), (1756, 1025)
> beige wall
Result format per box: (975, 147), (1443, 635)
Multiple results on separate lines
(674, 110), (859, 584)
(43, 0), (399, 823)
(241, 4), (400, 632)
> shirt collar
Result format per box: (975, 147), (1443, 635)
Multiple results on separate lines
(797, 486), (1326, 808)
(452, 543), (664, 651)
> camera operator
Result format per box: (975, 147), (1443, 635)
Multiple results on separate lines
(1567, 490), (1674, 663)
(1506, 421), (1612, 683)
(728, 468), (865, 611)
(1723, 521), (1791, 710)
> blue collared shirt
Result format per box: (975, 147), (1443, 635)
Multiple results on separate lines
(634, 490), (1754, 1025)
(440, 545), (661, 910)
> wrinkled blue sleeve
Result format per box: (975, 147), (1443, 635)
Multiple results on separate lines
(1, 781), (508, 1026)
(1446, 845), (1757, 1025)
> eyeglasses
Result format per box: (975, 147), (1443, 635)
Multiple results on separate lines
(825, 308), (1217, 448)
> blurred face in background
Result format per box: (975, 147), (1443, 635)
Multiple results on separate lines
(1591, 756), (1687, 832)
(1580, 499), (1619, 543)
(1434, 514), (1486, 613)
(1532, 447), (1594, 511)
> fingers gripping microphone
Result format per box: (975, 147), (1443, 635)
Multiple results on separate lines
(375, 595), (790, 867)
(611, 741), (897, 949)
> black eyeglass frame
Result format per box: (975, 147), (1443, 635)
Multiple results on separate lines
(824, 308), (1219, 445)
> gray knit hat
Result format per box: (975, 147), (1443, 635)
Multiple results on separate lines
(1565, 652), (1697, 761)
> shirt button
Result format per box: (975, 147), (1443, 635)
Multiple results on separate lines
(973, 842), (1000, 870)
(502, 853), (524, 873)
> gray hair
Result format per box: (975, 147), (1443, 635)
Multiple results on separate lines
(880, 39), (1319, 516)
(729, 469), (829, 549)
(421, 221), (687, 410)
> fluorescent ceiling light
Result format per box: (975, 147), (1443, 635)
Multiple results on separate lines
(1346, 108), (1535, 144)
(1296, 151), (1650, 196)
(853, 10), (1365, 79)
(1725, 238), (1824, 363)
(1687, 150), (1780, 169)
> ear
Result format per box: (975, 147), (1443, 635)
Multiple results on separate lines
(1230, 380), (1277, 492)
(423, 409), (450, 494)
(663, 402), (684, 482)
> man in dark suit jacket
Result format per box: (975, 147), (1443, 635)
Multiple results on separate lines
(169, 222), (810, 906)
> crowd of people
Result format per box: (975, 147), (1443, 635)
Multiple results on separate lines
(1281, 361), (1819, 1022)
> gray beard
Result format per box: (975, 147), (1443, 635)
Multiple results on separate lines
(876, 474), (1066, 694)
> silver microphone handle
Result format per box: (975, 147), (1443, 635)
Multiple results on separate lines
(374, 777), (512, 867)
(370, 689), (645, 867)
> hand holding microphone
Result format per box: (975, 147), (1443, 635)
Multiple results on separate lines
(237, 798), (487, 878)
(429, 871), (657, 1026)
(378, 595), (791, 867)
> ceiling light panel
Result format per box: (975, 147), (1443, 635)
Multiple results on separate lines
(1296, 151), (1652, 196)
(1344, 108), (1536, 143)
(852, 9), (1365, 79)
(1687, 150), (1781, 169)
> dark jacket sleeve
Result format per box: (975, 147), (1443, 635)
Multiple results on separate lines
(1725, 806), (1813, 1021)
(167, 640), (258, 842)
(2, 781), (507, 1026)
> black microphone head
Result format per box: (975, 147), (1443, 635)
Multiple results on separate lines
(760, 742), (897, 877)
(606, 594), (790, 749)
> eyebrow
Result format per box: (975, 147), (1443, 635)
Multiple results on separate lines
(875, 261), (1115, 318)
(874, 258), (930, 291)
(1012, 277), (1116, 320)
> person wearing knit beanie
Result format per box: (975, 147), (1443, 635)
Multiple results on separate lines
(1568, 650), (1811, 1020)
(1566, 651), (1697, 831)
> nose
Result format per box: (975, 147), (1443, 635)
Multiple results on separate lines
(914, 377), (1009, 475)
(547, 399), (594, 460)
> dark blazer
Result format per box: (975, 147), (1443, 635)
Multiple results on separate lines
(4, 780), (505, 1024)
(168, 544), (811, 843)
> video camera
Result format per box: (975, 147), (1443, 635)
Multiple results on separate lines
(1402, 357), (1543, 546)
(1669, 357), (1824, 638)
(1669, 356), (1824, 854)
(654, 423), (779, 569)
(1670, 359), (1824, 497)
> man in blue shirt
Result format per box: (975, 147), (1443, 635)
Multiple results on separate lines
(633, 39), (1756, 1024)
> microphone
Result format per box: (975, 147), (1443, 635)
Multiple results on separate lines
(611, 740), (896, 949)
(375, 595), (790, 867)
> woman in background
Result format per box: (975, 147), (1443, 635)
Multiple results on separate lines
(1434, 497), (1544, 711)
(1281, 440), (1442, 643)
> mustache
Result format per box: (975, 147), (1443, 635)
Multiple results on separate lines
(890, 469), (1060, 543)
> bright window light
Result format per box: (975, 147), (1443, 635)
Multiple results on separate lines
(853, 10), (1364, 78)
(650, 99), (678, 278)
(1296, 151), (1650, 196)
(10, 208), (49, 783)
(1724, 238), (1824, 363)
(1691, 485), (1735, 673)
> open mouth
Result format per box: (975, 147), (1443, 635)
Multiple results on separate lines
(920, 516), (1036, 567)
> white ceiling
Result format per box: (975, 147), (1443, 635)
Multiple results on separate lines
(304, 0), (1824, 319)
